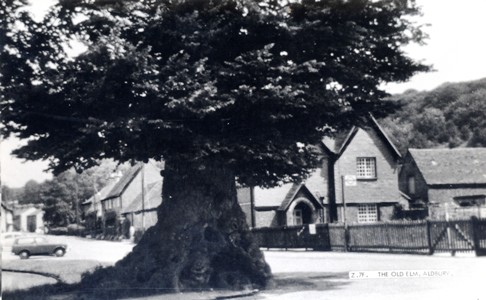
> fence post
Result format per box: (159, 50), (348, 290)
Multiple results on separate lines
(325, 223), (331, 251)
(426, 220), (433, 255)
(385, 223), (391, 252)
(344, 224), (350, 252)
(471, 216), (480, 256)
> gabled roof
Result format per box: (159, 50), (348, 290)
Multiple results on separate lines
(103, 164), (143, 201)
(82, 180), (118, 206)
(277, 183), (322, 212)
(321, 115), (401, 160)
(409, 148), (486, 185)
(253, 182), (323, 211)
(121, 180), (163, 214)
(254, 183), (295, 207)
(369, 115), (402, 159)
(321, 137), (338, 156)
(102, 162), (162, 201)
(276, 183), (302, 211)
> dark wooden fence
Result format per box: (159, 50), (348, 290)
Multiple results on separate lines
(252, 224), (330, 250)
(251, 217), (486, 256)
(347, 220), (430, 254)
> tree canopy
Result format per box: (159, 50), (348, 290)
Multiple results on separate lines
(1, 0), (428, 187)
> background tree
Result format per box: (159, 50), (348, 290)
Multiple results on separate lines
(1, 0), (428, 295)
(38, 160), (129, 226)
(19, 179), (41, 204)
(40, 179), (76, 226)
(1, 185), (22, 205)
(381, 77), (486, 152)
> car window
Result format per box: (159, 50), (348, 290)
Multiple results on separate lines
(35, 237), (47, 244)
(16, 238), (35, 245)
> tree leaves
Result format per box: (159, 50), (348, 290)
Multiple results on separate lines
(381, 78), (486, 152)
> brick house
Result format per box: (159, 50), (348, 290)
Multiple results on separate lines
(323, 116), (406, 224)
(399, 148), (486, 220)
(239, 116), (405, 227)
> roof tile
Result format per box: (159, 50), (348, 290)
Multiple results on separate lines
(409, 148), (486, 185)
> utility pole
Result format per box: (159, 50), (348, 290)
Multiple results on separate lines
(141, 164), (145, 230)
(250, 186), (256, 228)
(341, 175), (356, 252)
(341, 176), (348, 252)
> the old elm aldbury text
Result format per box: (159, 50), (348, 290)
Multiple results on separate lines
(349, 270), (452, 279)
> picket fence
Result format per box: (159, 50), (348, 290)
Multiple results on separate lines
(251, 217), (486, 256)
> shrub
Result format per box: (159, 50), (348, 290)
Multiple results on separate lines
(67, 224), (87, 236)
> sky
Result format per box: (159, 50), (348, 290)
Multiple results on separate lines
(1, 0), (486, 188)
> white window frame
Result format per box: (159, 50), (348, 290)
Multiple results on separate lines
(356, 157), (377, 179)
(357, 204), (378, 223)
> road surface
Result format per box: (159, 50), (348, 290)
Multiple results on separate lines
(3, 235), (486, 299)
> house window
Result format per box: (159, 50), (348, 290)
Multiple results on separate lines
(453, 195), (486, 218)
(453, 195), (486, 207)
(358, 204), (378, 223)
(356, 157), (376, 179)
(293, 209), (303, 225)
(407, 176), (416, 194)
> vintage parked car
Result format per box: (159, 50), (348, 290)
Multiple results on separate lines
(11, 236), (67, 259)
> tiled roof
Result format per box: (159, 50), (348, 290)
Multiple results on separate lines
(253, 183), (296, 207)
(409, 148), (486, 185)
(277, 183), (322, 211)
(103, 164), (143, 200)
(121, 181), (163, 214)
(277, 183), (303, 211)
(82, 180), (118, 205)
(320, 115), (401, 159)
(253, 181), (322, 210)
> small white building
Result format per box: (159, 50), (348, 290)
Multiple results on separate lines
(14, 205), (44, 233)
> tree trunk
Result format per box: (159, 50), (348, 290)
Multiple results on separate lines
(81, 159), (272, 296)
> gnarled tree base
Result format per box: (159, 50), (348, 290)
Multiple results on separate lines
(79, 160), (272, 297)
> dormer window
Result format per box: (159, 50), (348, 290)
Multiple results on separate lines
(356, 157), (376, 179)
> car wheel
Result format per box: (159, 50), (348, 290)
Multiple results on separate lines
(54, 248), (65, 257)
(19, 251), (30, 259)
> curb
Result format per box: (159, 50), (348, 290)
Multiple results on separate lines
(2, 268), (65, 284)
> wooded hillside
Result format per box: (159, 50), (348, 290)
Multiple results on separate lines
(380, 77), (486, 154)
